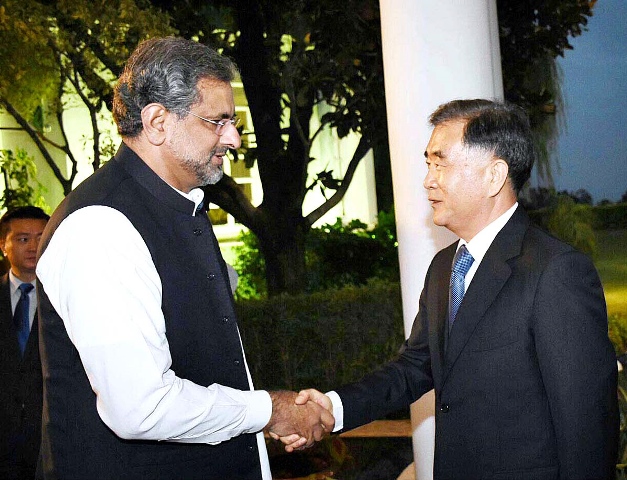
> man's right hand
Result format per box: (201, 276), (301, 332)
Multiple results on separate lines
(271, 389), (334, 452)
(265, 390), (335, 452)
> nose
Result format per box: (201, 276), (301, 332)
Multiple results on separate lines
(423, 166), (437, 190)
(220, 123), (242, 150)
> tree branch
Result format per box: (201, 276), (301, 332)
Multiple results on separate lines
(305, 135), (371, 227)
(0, 97), (73, 195)
(202, 174), (259, 231)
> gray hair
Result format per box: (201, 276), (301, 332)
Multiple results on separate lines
(113, 36), (238, 137)
(430, 99), (535, 193)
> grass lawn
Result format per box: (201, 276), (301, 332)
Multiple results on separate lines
(595, 229), (627, 317)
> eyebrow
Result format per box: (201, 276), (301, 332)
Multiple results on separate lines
(424, 149), (445, 159)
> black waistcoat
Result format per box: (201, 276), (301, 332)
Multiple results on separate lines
(37, 144), (262, 480)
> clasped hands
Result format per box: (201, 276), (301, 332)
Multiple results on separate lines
(266, 389), (332, 452)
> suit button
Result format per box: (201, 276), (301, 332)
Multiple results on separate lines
(247, 445), (255, 452)
(223, 316), (230, 323)
(193, 228), (203, 236)
(234, 359), (241, 366)
(207, 273), (216, 280)
(440, 404), (449, 413)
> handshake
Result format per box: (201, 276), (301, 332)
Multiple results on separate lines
(265, 389), (333, 452)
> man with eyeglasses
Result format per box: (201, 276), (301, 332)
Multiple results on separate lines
(35, 37), (333, 480)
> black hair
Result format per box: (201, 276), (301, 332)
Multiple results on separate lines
(430, 99), (535, 192)
(0, 206), (50, 241)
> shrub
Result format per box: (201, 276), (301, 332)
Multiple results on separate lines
(545, 196), (597, 257)
(595, 204), (627, 230)
(237, 281), (405, 393)
(232, 210), (399, 299)
(610, 313), (627, 356)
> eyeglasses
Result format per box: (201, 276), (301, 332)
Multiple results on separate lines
(187, 112), (241, 136)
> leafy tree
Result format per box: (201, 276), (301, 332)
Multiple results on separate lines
(148, 0), (387, 295)
(547, 195), (596, 256)
(558, 188), (594, 205)
(232, 209), (399, 299)
(497, 0), (595, 182)
(0, 148), (48, 211)
(520, 186), (558, 210)
(1, 0), (595, 296)
(154, 0), (594, 295)
(0, 0), (174, 195)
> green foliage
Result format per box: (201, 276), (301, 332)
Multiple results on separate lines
(0, 148), (48, 212)
(498, 0), (594, 182)
(0, 1), (59, 114)
(232, 211), (399, 299)
(306, 212), (398, 292)
(609, 314), (627, 357)
(530, 202), (627, 232)
(237, 281), (404, 393)
(0, 0), (175, 193)
(544, 196), (597, 256)
(595, 204), (627, 230)
(232, 230), (267, 300)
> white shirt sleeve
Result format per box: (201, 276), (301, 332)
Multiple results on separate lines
(36, 206), (272, 444)
(326, 391), (344, 432)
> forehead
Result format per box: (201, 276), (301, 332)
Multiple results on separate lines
(195, 78), (235, 115)
(426, 120), (467, 155)
(6, 218), (48, 234)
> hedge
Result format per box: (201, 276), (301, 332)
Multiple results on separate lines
(237, 282), (627, 392)
(529, 203), (627, 231)
(237, 281), (405, 393)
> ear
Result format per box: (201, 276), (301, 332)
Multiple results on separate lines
(487, 158), (509, 197)
(141, 103), (168, 146)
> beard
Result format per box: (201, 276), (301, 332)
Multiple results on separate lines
(168, 124), (225, 186)
(181, 148), (224, 186)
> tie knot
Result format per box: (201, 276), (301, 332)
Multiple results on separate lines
(19, 283), (34, 295)
(452, 245), (474, 277)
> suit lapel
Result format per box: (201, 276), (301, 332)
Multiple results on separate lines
(0, 273), (23, 360)
(442, 207), (530, 382)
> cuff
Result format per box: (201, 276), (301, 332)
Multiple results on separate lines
(326, 390), (344, 432)
(245, 389), (273, 433)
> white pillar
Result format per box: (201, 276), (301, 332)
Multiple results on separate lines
(378, 1), (503, 479)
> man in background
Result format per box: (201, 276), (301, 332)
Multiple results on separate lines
(0, 206), (49, 479)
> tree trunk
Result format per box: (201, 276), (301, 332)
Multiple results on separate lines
(257, 218), (308, 296)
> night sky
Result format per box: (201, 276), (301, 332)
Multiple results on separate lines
(539, 0), (627, 203)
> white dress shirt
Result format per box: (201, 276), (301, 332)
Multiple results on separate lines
(328, 203), (519, 431)
(36, 200), (272, 479)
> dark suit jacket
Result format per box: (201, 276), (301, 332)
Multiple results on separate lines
(336, 207), (619, 479)
(0, 273), (43, 480)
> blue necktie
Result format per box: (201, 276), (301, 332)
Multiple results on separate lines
(14, 282), (34, 356)
(448, 245), (474, 332)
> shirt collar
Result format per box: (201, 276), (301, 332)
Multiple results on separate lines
(8, 270), (36, 295)
(170, 186), (206, 216)
(459, 202), (518, 264)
